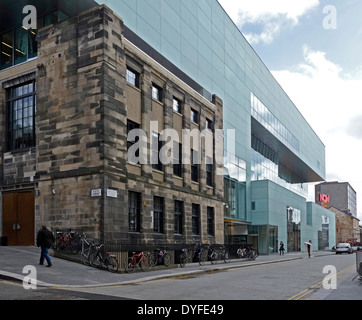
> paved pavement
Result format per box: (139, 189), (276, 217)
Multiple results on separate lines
(0, 246), (360, 299)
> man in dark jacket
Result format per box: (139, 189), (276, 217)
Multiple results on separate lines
(36, 226), (55, 267)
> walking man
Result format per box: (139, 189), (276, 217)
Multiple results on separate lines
(307, 240), (312, 258)
(36, 226), (55, 267)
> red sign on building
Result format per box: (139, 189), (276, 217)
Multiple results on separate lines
(319, 194), (330, 208)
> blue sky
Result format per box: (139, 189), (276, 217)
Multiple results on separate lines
(219, 0), (362, 222)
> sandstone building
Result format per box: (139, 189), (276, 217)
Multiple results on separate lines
(0, 3), (224, 246)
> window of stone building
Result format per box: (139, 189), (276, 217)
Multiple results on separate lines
(206, 156), (213, 187)
(128, 191), (141, 232)
(152, 84), (162, 102)
(174, 200), (183, 235)
(192, 204), (200, 235)
(153, 196), (164, 233)
(127, 120), (140, 161)
(206, 118), (213, 131)
(173, 142), (182, 177)
(207, 207), (215, 236)
(6, 81), (36, 151)
(126, 68), (140, 88)
(151, 132), (163, 171)
(191, 108), (199, 124)
(191, 149), (199, 182)
(173, 97), (182, 113)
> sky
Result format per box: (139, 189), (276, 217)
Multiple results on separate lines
(218, 0), (362, 223)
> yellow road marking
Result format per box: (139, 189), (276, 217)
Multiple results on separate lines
(288, 264), (355, 300)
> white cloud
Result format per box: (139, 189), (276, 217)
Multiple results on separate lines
(272, 47), (362, 221)
(218, 0), (320, 44)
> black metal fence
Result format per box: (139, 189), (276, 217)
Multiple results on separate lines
(51, 229), (244, 268)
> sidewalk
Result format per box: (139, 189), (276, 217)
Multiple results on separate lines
(0, 246), (334, 289)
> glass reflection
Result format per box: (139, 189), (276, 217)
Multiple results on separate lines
(251, 93), (300, 154)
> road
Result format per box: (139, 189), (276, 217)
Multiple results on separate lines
(69, 253), (357, 300)
(0, 253), (358, 301)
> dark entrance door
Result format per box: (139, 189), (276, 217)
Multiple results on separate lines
(2, 190), (35, 246)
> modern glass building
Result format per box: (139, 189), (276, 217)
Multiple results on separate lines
(91, 0), (334, 253)
(0, 0), (336, 252)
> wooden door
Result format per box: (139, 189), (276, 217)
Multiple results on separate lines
(2, 190), (35, 246)
(2, 193), (18, 246)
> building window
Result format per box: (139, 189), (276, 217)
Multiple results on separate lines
(192, 204), (200, 235)
(174, 200), (183, 234)
(207, 207), (215, 236)
(251, 201), (256, 211)
(126, 68), (140, 88)
(287, 206), (301, 252)
(206, 118), (213, 131)
(206, 156), (213, 186)
(0, 11), (68, 71)
(151, 132), (163, 171)
(152, 84), (162, 102)
(127, 120), (140, 161)
(6, 81), (36, 151)
(1, 27), (37, 70)
(191, 149), (199, 182)
(191, 108), (199, 124)
(173, 97), (182, 113)
(128, 192), (141, 232)
(173, 142), (182, 177)
(154, 196), (164, 233)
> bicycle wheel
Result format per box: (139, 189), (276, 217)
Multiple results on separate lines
(223, 251), (231, 263)
(54, 239), (64, 252)
(106, 256), (119, 273)
(210, 252), (218, 264)
(140, 256), (152, 272)
(249, 251), (256, 261)
(254, 250), (259, 259)
(146, 253), (155, 270)
(163, 253), (171, 266)
(89, 252), (102, 268)
(198, 250), (206, 266)
(125, 258), (136, 273)
(179, 253), (186, 268)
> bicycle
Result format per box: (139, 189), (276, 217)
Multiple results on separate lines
(237, 245), (247, 259)
(152, 247), (171, 267)
(209, 246), (231, 264)
(125, 251), (152, 273)
(54, 230), (79, 254)
(179, 248), (193, 268)
(193, 243), (207, 266)
(245, 244), (258, 261)
(78, 233), (96, 265)
(88, 244), (119, 273)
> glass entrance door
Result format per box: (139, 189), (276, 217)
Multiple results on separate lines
(287, 206), (301, 252)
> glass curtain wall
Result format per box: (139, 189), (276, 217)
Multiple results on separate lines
(1, 10), (68, 70)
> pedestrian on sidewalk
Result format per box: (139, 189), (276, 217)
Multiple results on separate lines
(36, 226), (55, 267)
(307, 240), (312, 258)
(279, 241), (285, 255)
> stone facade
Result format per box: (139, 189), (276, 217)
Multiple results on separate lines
(0, 5), (224, 246)
(329, 207), (360, 243)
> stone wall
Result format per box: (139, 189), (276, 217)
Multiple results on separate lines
(35, 5), (127, 239)
(1, 4), (224, 245)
